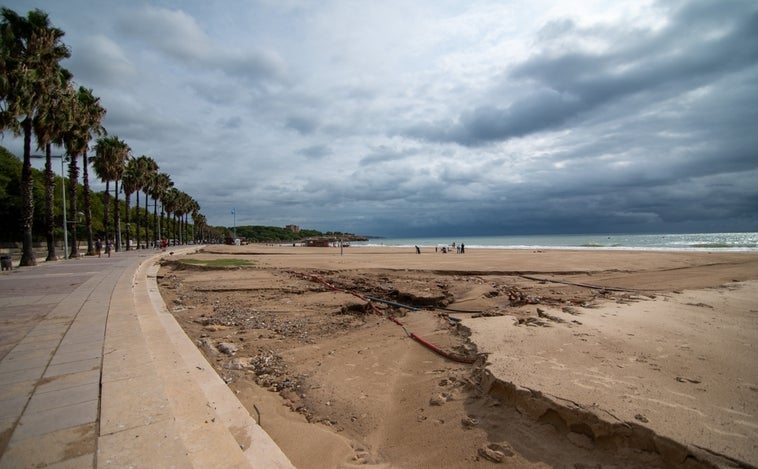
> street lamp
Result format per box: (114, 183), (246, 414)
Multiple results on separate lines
(158, 203), (162, 243)
(231, 208), (236, 242)
(32, 154), (68, 259)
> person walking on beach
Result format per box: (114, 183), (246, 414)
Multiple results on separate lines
(461, 243), (465, 254)
(415, 245), (421, 254)
(95, 238), (102, 257)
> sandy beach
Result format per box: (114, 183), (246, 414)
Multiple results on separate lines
(157, 245), (758, 468)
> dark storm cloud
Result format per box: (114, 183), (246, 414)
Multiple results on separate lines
(217, 49), (288, 86)
(218, 116), (243, 130)
(359, 146), (418, 166)
(298, 144), (331, 159)
(286, 116), (318, 135)
(407, 1), (758, 146)
(381, 1), (758, 236)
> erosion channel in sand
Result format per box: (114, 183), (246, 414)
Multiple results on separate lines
(157, 245), (758, 468)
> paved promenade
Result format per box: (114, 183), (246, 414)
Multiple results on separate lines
(0, 248), (293, 468)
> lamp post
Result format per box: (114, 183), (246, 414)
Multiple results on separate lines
(32, 154), (68, 259)
(158, 204), (162, 243)
(231, 208), (236, 242)
(60, 157), (68, 259)
(117, 205), (122, 251)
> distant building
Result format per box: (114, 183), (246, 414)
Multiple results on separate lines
(285, 225), (300, 233)
(305, 238), (331, 247)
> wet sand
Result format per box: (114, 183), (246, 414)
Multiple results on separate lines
(158, 245), (758, 468)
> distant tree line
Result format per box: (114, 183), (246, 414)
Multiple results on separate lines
(234, 225), (322, 243)
(229, 225), (366, 243)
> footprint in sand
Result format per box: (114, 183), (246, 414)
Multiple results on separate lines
(675, 376), (701, 384)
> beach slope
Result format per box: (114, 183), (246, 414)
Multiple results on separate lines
(158, 246), (758, 467)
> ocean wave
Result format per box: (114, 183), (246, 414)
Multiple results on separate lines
(352, 232), (758, 252)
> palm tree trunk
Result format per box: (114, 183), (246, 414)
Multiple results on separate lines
(135, 190), (141, 249)
(103, 179), (111, 246)
(153, 197), (159, 248)
(114, 179), (121, 251)
(124, 193), (131, 251)
(67, 154), (79, 258)
(144, 190), (150, 248)
(44, 143), (57, 261)
(20, 118), (36, 267)
(160, 206), (165, 247)
(82, 151), (94, 255)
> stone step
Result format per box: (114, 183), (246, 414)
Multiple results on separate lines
(97, 250), (294, 468)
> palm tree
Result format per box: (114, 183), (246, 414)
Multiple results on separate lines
(137, 156), (158, 248)
(0, 7), (70, 266)
(192, 212), (206, 244)
(188, 198), (199, 244)
(110, 142), (129, 251)
(32, 67), (73, 261)
(79, 89), (106, 256)
(92, 135), (129, 250)
(162, 187), (179, 243)
(120, 157), (139, 250)
(133, 155), (155, 249)
(126, 155), (149, 249)
(171, 191), (195, 245)
(149, 172), (172, 247)
(92, 137), (113, 243)
(62, 86), (105, 257)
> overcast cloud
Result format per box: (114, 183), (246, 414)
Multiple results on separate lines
(3, 0), (757, 236)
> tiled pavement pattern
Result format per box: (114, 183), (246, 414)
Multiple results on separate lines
(0, 248), (293, 468)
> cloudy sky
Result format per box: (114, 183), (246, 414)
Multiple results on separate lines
(3, 0), (757, 237)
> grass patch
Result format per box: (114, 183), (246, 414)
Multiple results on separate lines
(179, 258), (255, 267)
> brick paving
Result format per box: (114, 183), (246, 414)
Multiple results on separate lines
(0, 248), (292, 468)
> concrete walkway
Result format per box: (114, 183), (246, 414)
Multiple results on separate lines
(0, 248), (293, 468)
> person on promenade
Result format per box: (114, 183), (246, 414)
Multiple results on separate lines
(95, 238), (102, 257)
(105, 239), (112, 257)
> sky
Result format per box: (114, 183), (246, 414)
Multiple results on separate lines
(2, 0), (757, 237)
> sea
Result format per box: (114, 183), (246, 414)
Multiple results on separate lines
(351, 232), (758, 252)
